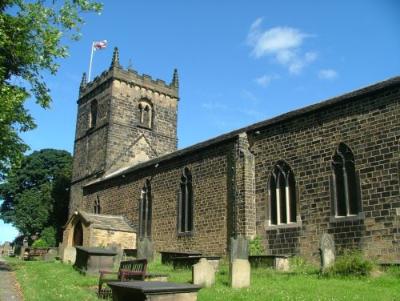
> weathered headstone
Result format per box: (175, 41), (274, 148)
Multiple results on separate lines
(319, 233), (335, 270)
(20, 237), (29, 259)
(230, 259), (251, 288)
(110, 243), (124, 268)
(192, 258), (215, 288)
(230, 236), (249, 262)
(62, 246), (77, 264)
(44, 248), (58, 261)
(137, 237), (154, 262)
(274, 256), (290, 271)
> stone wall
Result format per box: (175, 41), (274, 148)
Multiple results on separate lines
(69, 59), (178, 216)
(83, 141), (234, 256)
(90, 228), (136, 249)
(72, 67), (399, 262)
(252, 83), (399, 262)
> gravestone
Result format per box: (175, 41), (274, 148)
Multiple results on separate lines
(192, 258), (215, 288)
(137, 237), (154, 262)
(319, 233), (335, 270)
(20, 237), (29, 259)
(230, 236), (249, 262)
(110, 243), (124, 268)
(44, 248), (58, 261)
(63, 246), (77, 264)
(274, 256), (290, 271)
(230, 259), (250, 288)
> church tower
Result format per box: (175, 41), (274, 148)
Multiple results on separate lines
(69, 48), (179, 215)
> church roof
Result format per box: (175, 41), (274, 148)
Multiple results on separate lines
(84, 75), (400, 188)
(71, 210), (135, 232)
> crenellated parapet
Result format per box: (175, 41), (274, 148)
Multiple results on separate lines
(79, 47), (179, 101)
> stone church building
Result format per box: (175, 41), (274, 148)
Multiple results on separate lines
(62, 47), (399, 263)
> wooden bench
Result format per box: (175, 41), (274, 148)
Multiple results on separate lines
(98, 259), (148, 299)
(160, 251), (202, 265)
(24, 248), (49, 260)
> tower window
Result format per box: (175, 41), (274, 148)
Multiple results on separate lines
(269, 161), (297, 225)
(138, 100), (153, 128)
(94, 195), (101, 214)
(139, 179), (152, 238)
(89, 99), (98, 128)
(332, 143), (360, 217)
(178, 167), (193, 233)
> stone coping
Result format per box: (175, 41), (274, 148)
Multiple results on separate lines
(160, 251), (202, 256)
(108, 281), (201, 294)
(249, 254), (291, 258)
(75, 246), (117, 255)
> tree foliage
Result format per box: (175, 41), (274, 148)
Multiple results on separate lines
(0, 0), (102, 177)
(0, 149), (72, 243)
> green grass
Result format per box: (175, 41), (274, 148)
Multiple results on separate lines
(6, 257), (99, 301)
(5, 257), (400, 301)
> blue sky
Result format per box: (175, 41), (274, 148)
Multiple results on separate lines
(1, 0), (399, 243)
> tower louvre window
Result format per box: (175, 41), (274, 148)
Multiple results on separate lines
(138, 100), (153, 128)
(178, 167), (193, 233)
(269, 161), (297, 225)
(139, 179), (152, 238)
(89, 99), (98, 128)
(332, 143), (360, 217)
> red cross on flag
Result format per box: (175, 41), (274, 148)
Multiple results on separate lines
(93, 40), (108, 50)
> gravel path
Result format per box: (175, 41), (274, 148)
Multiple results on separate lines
(0, 256), (23, 301)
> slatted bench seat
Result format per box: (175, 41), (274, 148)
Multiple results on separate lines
(98, 259), (147, 299)
(24, 248), (49, 260)
(144, 272), (169, 282)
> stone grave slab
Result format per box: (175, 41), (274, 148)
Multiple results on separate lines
(108, 281), (201, 301)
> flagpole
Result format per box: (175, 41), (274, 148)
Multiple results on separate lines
(88, 42), (95, 82)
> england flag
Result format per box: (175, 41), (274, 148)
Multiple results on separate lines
(93, 40), (107, 50)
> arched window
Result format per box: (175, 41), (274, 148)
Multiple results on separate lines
(94, 196), (101, 214)
(89, 99), (98, 128)
(138, 100), (152, 128)
(178, 167), (193, 233)
(332, 143), (360, 216)
(269, 161), (297, 225)
(139, 179), (152, 238)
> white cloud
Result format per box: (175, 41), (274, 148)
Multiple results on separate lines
(254, 74), (279, 87)
(318, 69), (338, 80)
(247, 18), (316, 74)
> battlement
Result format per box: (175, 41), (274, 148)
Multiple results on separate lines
(79, 47), (179, 99)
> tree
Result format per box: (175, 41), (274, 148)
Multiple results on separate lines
(0, 0), (102, 177)
(0, 149), (72, 243)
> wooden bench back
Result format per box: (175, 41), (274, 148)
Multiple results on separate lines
(118, 259), (147, 281)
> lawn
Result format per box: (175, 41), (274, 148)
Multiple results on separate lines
(5, 257), (400, 301)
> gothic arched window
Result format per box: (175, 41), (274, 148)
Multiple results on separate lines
(178, 167), (193, 233)
(139, 179), (152, 238)
(89, 99), (98, 128)
(269, 161), (297, 225)
(94, 196), (101, 214)
(138, 100), (153, 128)
(332, 143), (360, 216)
